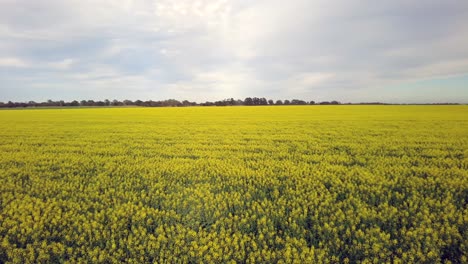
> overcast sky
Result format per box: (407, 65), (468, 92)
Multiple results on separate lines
(1, 0), (468, 103)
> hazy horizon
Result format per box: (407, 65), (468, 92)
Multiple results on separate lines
(1, 0), (468, 103)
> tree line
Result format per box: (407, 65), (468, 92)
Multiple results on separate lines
(0, 98), (342, 108)
(0, 99), (460, 108)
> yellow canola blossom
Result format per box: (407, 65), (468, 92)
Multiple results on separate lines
(0, 105), (467, 263)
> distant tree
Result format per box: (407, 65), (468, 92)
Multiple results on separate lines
(268, 99), (274, 105)
(309, 101), (315, 105)
(252, 97), (259, 105)
(123, 100), (134, 106)
(291, 99), (307, 105)
(202, 101), (215, 106)
(70, 100), (80, 106)
(275, 100), (283, 105)
(284, 100), (291, 105)
(166, 99), (182, 107)
(331, 100), (340, 105)
(111, 100), (122, 106)
(244, 97), (253, 105)
(104, 99), (110, 106)
(214, 100), (226, 106)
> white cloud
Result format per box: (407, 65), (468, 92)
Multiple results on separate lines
(0, 0), (468, 102)
(47, 58), (75, 70)
(0, 56), (76, 70)
(0, 57), (30, 68)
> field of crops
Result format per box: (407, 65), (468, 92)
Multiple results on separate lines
(0, 106), (467, 263)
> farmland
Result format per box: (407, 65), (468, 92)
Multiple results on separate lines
(0, 106), (467, 263)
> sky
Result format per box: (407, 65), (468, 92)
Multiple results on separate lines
(0, 0), (468, 103)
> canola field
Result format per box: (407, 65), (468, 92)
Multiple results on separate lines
(0, 105), (467, 263)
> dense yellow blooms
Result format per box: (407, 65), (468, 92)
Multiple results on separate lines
(0, 106), (467, 263)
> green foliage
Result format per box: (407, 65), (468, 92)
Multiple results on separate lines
(0, 106), (467, 263)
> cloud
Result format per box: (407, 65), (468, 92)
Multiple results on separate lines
(47, 58), (75, 70)
(0, 56), (74, 70)
(0, 0), (467, 102)
(0, 57), (30, 68)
